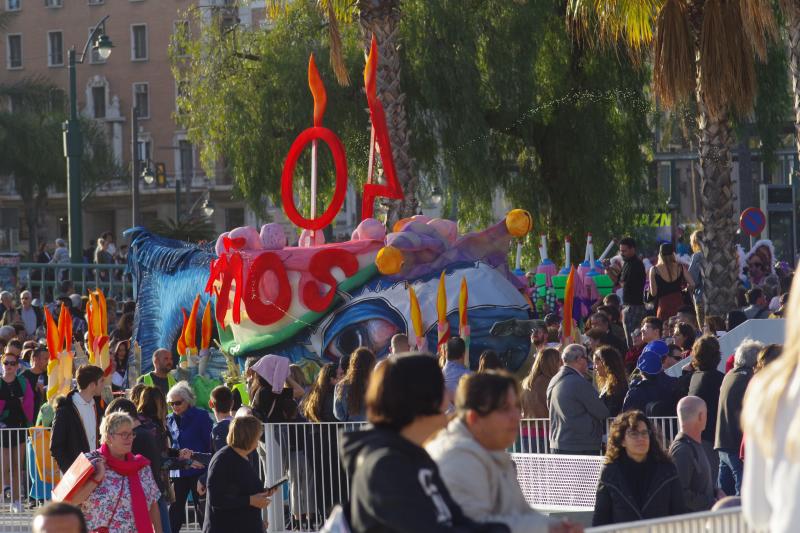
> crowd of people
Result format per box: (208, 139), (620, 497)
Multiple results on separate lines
(2, 234), (799, 533)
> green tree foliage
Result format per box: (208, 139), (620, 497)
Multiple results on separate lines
(174, 0), (652, 260)
(402, 1), (653, 247)
(172, 2), (369, 221)
(0, 80), (119, 258)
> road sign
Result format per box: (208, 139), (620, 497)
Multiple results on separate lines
(740, 207), (766, 237)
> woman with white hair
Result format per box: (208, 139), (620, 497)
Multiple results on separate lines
(741, 273), (800, 533)
(70, 411), (162, 532)
(166, 381), (213, 532)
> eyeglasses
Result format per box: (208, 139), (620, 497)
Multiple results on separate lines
(168, 400), (184, 407)
(112, 431), (134, 440)
(3, 361), (18, 367)
(625, 429), (651, 439)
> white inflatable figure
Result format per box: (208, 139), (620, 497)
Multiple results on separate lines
(260, 223), (287, 250)
(298, 228), (326, 248)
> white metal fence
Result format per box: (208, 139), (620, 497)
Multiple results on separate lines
(586, 507), (764, 533)
(0, 417), (680, 531)
(0, 427), (203, 532)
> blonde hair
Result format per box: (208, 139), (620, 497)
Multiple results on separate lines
(742, 270), (800, 459)
(690, 230), (703, 254)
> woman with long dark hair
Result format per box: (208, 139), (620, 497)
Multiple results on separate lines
(593, 346), (628, 417)
(593, 411), (685, 525)
(334, 347), (376, 422)
(111, 340), (130, 392)
(302, 364), (338, 423)
(249, 355), (297, 423)
(137, 386), (177, 533)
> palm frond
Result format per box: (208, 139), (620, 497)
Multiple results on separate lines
(566, 0), (662, 57)
(325, 0), (350, 86)
(740, 0), (778, 61)
(653, 0), (694, 108)
(699, 0), (730, 118)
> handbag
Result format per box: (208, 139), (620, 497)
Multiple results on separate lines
(90, 480), (125, 533)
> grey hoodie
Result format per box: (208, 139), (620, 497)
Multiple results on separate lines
(426, 419), (553, 533)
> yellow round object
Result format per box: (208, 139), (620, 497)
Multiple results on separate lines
(375, 246), (404, 275)
(506, 209), (533, 237)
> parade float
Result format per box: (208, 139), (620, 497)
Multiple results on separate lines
(126, 37), (538, 376)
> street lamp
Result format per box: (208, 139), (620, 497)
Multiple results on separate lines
(64, 16), (113, 265)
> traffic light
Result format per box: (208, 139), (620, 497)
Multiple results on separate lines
(156, 162), (166, 187)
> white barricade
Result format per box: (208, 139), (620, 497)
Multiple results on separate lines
(511, 452), (603, 512)
(587, 506), (765, 533)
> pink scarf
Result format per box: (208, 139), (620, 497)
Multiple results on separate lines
(99, 443), (153, 533)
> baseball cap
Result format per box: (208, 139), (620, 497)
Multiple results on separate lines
(637, 340), (669, 374)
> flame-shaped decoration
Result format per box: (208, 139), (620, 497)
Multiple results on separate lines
(44, 306), (60, 363)
(436, 271), (450, 352)
(45, 304), (74, 400)
(563, 265), (575, 339)
(408, 285), (425, 351)
(308, 53), (327, 127)
(184, 295), (200, 352)
(361, 34), (404, 219)
(177, 308), (188, 357)
(86, 290), (111, 376)
(458, 277), (470, 355)
(201, 300), (213, 350)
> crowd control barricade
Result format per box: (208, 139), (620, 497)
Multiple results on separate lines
(586, 506), (765, 533)
(511, 452), (603, 512)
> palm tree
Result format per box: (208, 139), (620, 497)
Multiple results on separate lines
(783, 2), (800, 168)
(567, 0), (778, 315)
(268, 0), (418, 221)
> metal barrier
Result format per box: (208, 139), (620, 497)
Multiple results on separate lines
(17, 263), (131, 306)
(587, 506), (764, 533)
(512, 452), (603, 511)
(264, 421), (366, 532)
(0, 427), (203, 532)
(0, 416), (681, 531)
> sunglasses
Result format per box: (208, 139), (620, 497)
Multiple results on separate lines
(168, 400), (184, 407)
(3, 361), (18, 366)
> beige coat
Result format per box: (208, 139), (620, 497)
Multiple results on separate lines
(426, 418), (553, 533)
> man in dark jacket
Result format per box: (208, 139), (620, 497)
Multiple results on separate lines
(622, 341), (678, 415)
(669, 396), (717, 512)
(547, 344), (609, 454)
(340, 354), (509, 533)
(715, 339), (762, 496)
(49, 365), (105, 473)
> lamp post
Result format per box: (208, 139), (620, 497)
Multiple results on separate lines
(131, 106), (140, 227)
(64, 16), (113, 264)
(667, 159), (679, 247)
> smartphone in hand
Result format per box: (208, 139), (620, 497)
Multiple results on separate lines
(266, 476), (289, 492)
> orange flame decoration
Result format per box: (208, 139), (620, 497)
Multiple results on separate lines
(86, 290), (111, 376)
(436, 271), (450, 351)
(184, 295), (200, 353)
(45, 304), (74, 399)
(201, 300), (213, 350)
(178, 295), (203, 367)
(308, 53), (327, 127)
(177, 308), (188, 357)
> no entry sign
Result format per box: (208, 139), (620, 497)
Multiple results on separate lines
(740, 207), (766, 237)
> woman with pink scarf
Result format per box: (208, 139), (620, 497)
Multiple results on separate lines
(70, 411), (162, 532)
